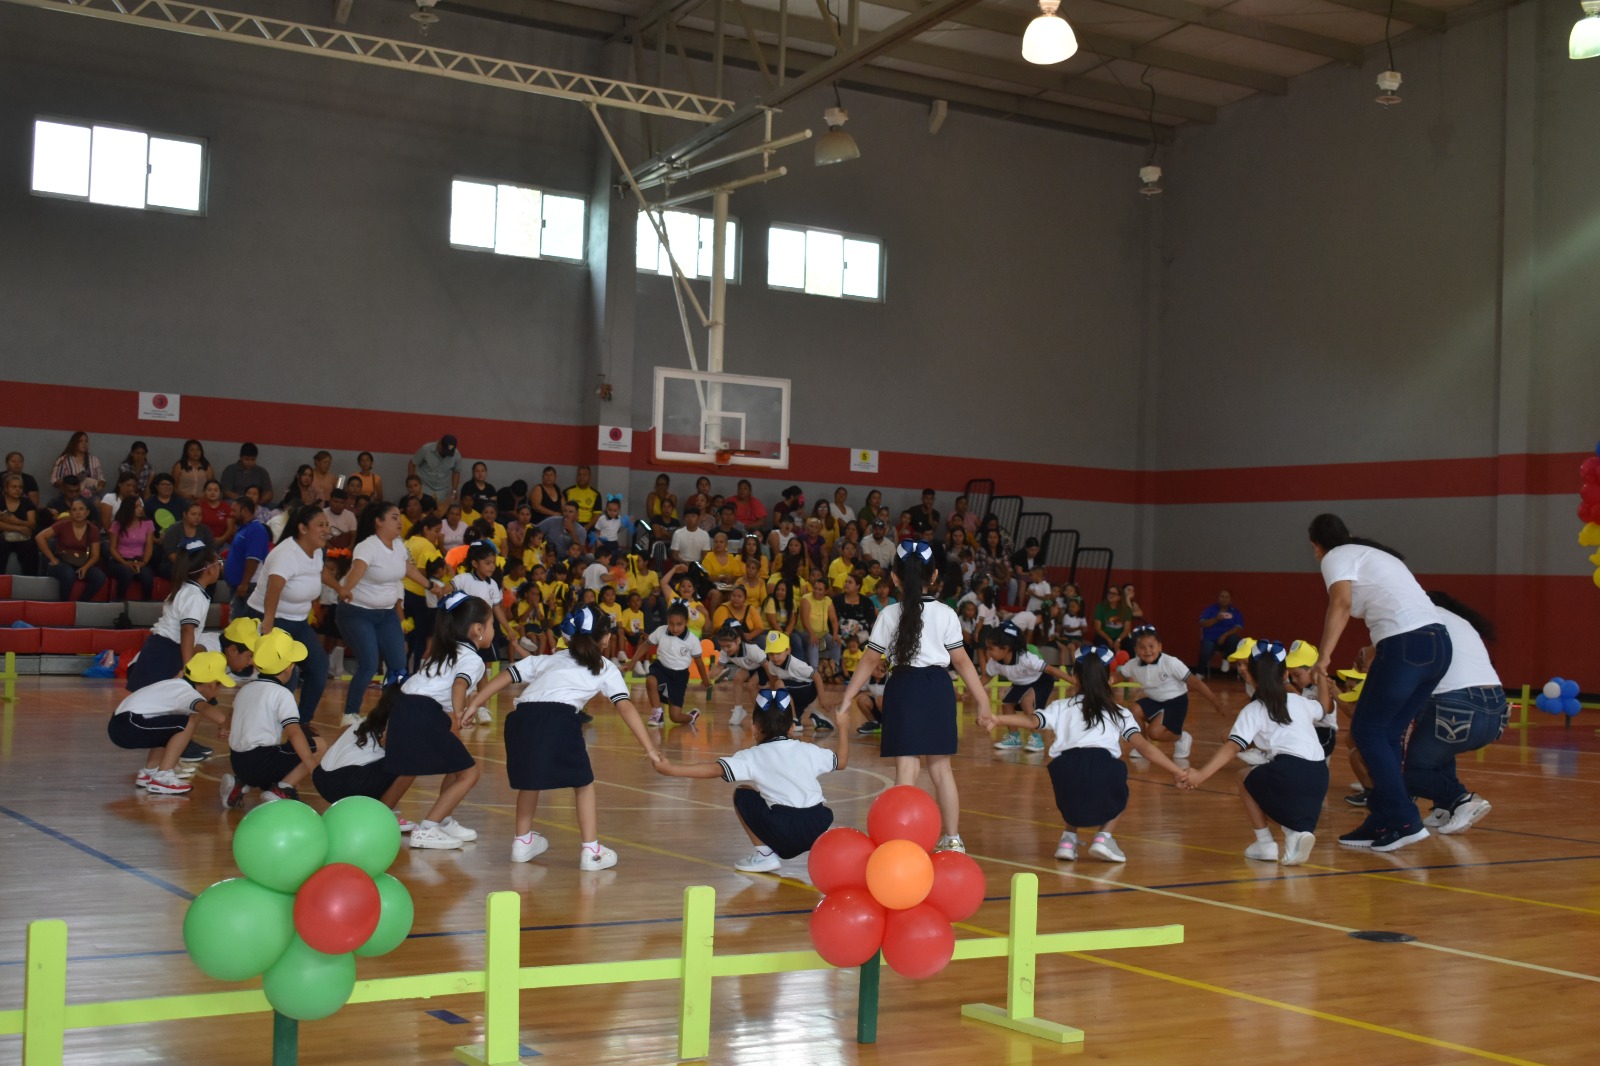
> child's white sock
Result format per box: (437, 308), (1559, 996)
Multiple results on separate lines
(277, 781), (293, 790)
(516, 831), (538, 844)
(1253, 827), (1273, 844)
(422, 819), (440, 830)
(754, 845), (774, 857)
(582, 840), (601, 853)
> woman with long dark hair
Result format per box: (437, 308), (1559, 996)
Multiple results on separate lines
(834, 541), (990, 853)
(1309, 513), (1450, 852)
(171, 440), (214, 501)
(244, 504), (337, 725)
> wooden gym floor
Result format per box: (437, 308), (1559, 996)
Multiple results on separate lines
(1, 673), (1597, 1065)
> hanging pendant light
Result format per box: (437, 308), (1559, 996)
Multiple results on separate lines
(815, 84), (860, 167)
(1572, 1), (1600, 59)
(1022, 0), (1078, 66)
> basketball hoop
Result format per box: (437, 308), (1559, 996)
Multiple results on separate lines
(715, 448), (762, 466)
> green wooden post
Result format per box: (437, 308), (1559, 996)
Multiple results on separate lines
(271, 1011), (297, 1066)
(855, 952), (881, 1044)
(2, 650), (17, 701)
(1005, 872), (1039, 1020)
(22, 920), (68, 1066)
(676, 886), (717, 1061)
(454, 891), (524, 1066)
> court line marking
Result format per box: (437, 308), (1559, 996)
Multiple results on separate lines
(0, 804), (194, 901)
(969, 851), (1600, 985)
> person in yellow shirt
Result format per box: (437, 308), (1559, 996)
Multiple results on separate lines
(401, 513), (444, 668)
(596, 584), (623, 628)
(564, 465), (600, 526)
(711, 584), (763, 636)
(618, 552), (659, 601)
(828, 540), (860, 592)
(737, 559), (768, 610)
(702, 530), (745, 585)
(797, 575), (839, 679)
(618, 591), (647, 658)
(512, 582), (551, 655)
(477, 502), (509, 554)
(842, 634), (864, 677)
(669, 573), (709, 638)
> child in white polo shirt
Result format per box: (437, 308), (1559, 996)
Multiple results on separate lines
(220, 629), (321, 807)
(108, 652), (235, 795)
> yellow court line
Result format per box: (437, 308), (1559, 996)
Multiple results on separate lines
(971, 852), (1600, 986)
(1059, 953), (1549, 1066)
(1354, 873), (1600, 917)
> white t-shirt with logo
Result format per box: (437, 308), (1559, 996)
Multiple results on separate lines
(867, 599), (964, 669)
(1118, 653), (1192, 702)
(1227, 693), (1326, 762)
(116, 678), (207, 719)
(508, 651), (629, 709)
(152, 582), (212, 642)
(717, 737), (836, 808)
(1034, 696), (1140, 757)
(402, 643), (487, 706)
(987, 650), (1046, 685)
(320, 724), (387, 771)
(649, 626), (701, 670)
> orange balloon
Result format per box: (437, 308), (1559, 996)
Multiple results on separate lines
(700, 638), (716, 656)
(865, 839), (935, 911)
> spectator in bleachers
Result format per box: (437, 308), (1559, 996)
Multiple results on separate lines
(171, 440), (215, 500)
(859, 517), (895, 568)
(146, 474), (186, 533)
(198, 480), (233, 543)
(732, 479), (767, 531)
(42, 474), (84, 523)
(159, 500), (216, 581)
(646, 474), (676, 521)
(402, 513), (445, 670)
(977, 513), (1014, 557)
(772, 534), (809, 591)
(796, 575), (839, 673)
(736, 534), (767, 579)
(245, 504), (335, 726)
(308, 451), (337, 505)
(669, 507), (711, 565)
(51, 432), (104, 501)
(506, 503), (536, 560)
(36, 496), (105, 601)
(829, 487), (855, 524)
(684, 476), (713, 518)
(530, 466), (563, 521)
(410, 434), (463, 508)
(100, 472), (139, 530)
(809, 499), (840, 555)
(947, 494), (978, 536)
(908, 488), (939, 535)
(440, 502), (469, 549)
(0, 472), (39, 575)
(463, 462), (496, 514)
(764, 578), (796, 638)
(118, 441), (154, 497)
(771, 484), (804, 527)
(565, 464), (600, 526)
(538, 500), (586, 558)
(713, 503), (747, 542)
(219, 443), (274, 502)
(350, 451), (384, 502)
(224, 497), (271, 616)
(400, 474), (436, 516)
(973, 528), (1009, 594)
(325, 488), (358, 543)
(4, 452), (40, 507)
(1195, 590), (1245, 677)
(833, 573), (877, 662)
(495, 478), (527, 518)
(279, 464), (316, 511)
(861, 489), (882, 523)
(765, 511), (796, 560)
(1090, 585), (1135, 650)
(107, 497), (157, 599)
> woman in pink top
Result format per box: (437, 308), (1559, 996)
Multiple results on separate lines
(107, 497), (157, 599)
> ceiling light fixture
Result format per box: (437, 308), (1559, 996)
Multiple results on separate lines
(1021, 0), (1078, 66)
(1139, 165), (1163, 197)
(1138, 68), (1162, 197)
(1572, 1), (1600, 59)
(1375, 0), (1401, 106)
(412, 0), (440, 29)
(815, 85), (860, 166)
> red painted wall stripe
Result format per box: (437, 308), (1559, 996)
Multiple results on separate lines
(2, 380), (1588, 505)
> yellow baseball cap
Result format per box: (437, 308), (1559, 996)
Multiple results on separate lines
(185, 651), (237, 688)
(764, 631), (790, 656)
(221, 617), (261, 649)
(1335, 668), (1366, 703)
(1284, 640), (1319, 670)
(1226, 638), (1257, 661)
(253, 629), (309, 675)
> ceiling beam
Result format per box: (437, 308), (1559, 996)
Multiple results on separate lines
(1092, 0), (1364, 64)
(606, 0), (703, 43)
(628, 0), (990, 186)
(696, 3), (1216, 122)
(866, 0), (1288, 95)
(1318, 0), (1446, 30)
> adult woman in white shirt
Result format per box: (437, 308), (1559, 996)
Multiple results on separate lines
(1310, 513), (1451, 853)
(336, 501), (443, 727)
(245, 504), (338, 726)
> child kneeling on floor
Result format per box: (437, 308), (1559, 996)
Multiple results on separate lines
(109, 651), (235, 795)
(312, 677), (417, 833)
(221, 629), (322, 806)
(654, 688), (846, 872)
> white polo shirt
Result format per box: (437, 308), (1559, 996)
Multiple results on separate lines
(451, 572), (501, 610)
(1320, 544), (1439, 644)
(768, 653), (815, 685)
(349, 536), (409, 610)
(319, 725), (387, 771)
(649, 626), (701, 670)
(116, 678), (207, 719)
(720, 641), (767, 672)
(402, 643), (487, 706)
(866, 599), (964, 668)
(1034, 697), (1140, 758)
(717, 737), (836, 808)
(1433, 609), (1501, 693)
(247, 541), (325, 621)
(230, 678), (301, 751)
(1228, 693), (1326, 761)
(988, 650), (1046, 685)
(1118, 653), (1192, 702)
(508, 651), (629, 709)
(152, 582), (211, 642)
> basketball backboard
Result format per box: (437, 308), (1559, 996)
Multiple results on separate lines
(653, 366), (790, 468)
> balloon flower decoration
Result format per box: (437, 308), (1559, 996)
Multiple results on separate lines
(807, 786), (985, 979)
(183, 797), (414, 1021)
(1535, 678), (1583, 718)
(1581, 442), (1600, 589)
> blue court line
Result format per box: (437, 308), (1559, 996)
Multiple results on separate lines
(426, 1009), (470, 1024)
(0, 804), (194, 902)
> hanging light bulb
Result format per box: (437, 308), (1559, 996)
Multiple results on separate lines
(1572, 1), (1600, 59)
(1139, 165), (1163, 197)
(1022, 0), (1078, 66)
(815, 107), (860, 166)
(1375, 69), (1402, 106)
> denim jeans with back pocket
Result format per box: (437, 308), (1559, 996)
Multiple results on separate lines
(1403, 685), (1507, 807)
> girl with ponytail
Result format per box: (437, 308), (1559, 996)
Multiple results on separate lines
(835, 540), (990, 853)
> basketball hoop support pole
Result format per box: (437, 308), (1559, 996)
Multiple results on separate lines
(706, 188), (730, 450)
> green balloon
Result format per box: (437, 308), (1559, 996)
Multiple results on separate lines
(263, 936), (357, 1022)
(183, 878), (296, 981)
(233, 800), (329, 893)
(323, 795), (401, 876)
(355, 873), (415, 957)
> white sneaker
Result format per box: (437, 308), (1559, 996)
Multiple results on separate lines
(1440, 795), (1491, 835)
(169, 763), (196, 779)
(634, 661), (649, 677)
(735, 850), (781, 873)
(145, 770), (192, 795)
(1281, 830), (1316, 866)
(1237, 748), (1271, 765)
(394, 810), (416, 834)
(728, 705), (748, 726)
(135, 768), (154, 789)
(410, 825), (464, 850)
(1422, 807), (1451, 828)
(512, 832), (550, 862)
(437, 817), (478, 842)
(342, 713), (362, 730)
(647, 708), (664, 726)
(935, 834), (966, 854)
(1173, 731), (1193, 759)
(474, 707), (492, 725)
(580, 845), (619, 871)
(1244, 839), (1280, 861)
(1088, 834), (1126, 862)
(1054, 833), (1078, 861)
(1220, 660), (1232, 674)
(993, 732), (1022, 751)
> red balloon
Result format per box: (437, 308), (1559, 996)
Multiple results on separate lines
(925, 851), (985, 922)
(808, 827), (877, 893)
(1581, 501), (1600, 524)
(809, 887), (887, 967)
(866, 786), (941, 850)
(881, 903), (956, 979)
(293, 863), (381, 955)
(1582, 456), (1600, 484)
(1583, 482), (1600, 505)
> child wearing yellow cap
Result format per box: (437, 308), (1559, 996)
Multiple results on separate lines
(220, 629), (321, 807)
(763, 629), (833, 732)
(108, 652), (234, 795)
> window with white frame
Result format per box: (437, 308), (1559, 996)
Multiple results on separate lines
(31, 118), (207, 214)
(450, 178), (586, 261)
(636, 208), (738, 281)
(766, 224), (883, 301)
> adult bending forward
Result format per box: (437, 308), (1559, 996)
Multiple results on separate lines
(244, 505), (338, 727)
(1310, 513), (1450, 853)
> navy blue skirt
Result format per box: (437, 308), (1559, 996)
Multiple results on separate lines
(125, 635), (183, 693)
(1242, 754), (1329, 832)
(1047, 747), (1129, 828)
(880, 665), (957, 758)
(1138, 694), (1190, 736)
(313, 761), (397, 804)
(733, 789), (833, 859)
(505, 700), (593, 790)
(1315, 725), (1338, 759)
(384, 693), (475, 777)
(650, 662), (690, 707)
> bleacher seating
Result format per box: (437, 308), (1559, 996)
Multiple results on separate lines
(0, 579), (224, 677)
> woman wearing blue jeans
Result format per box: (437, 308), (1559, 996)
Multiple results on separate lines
(1404, 592), (1505, 836)
(335, 502), (442, 727)
(1311, 514), (1451, 854)
(242, 505), (337, 728)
